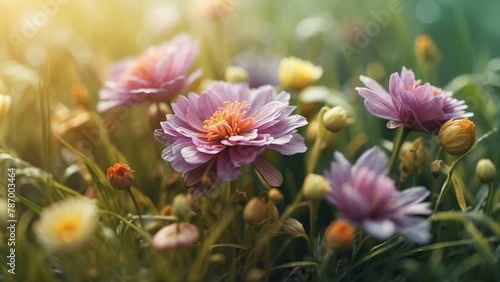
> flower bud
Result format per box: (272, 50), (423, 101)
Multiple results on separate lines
(0, 94), (12, 119)
(172, 193), (192, 220)
(106, 162), (134, 190)
(302, 173), (330, 201)
(414, 34), (441, 68)
(268, 188), (283, 203)
(224, 66), (248, 83)
(282, 218), (307, 240)
(246, 267), (264, 282)
(325, 219), (355, 251)
(322, 106), (347, 133)
(278, 56), (323, 90)
(243, 197), (267, 224)
(476, 159), (496, 183)
(430, 160), (444, 179)
(438, 118), (475, 156)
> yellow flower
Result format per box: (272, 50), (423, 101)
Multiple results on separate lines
(0, 94), (12, 118)
(278, 56), (323, 90)
(224, 66), (248, 83)
(34, 197), (99, 253)
(438, 118), (475, 156)
(325, 219), (356, 250)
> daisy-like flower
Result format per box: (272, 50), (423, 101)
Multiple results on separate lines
(356, 67), (472, 133)
(324, 146), (431, 244)
(152, 222), (199, 251)
(98, 34), (201, 112)
(155, 82), (307, 197)
(34, 197), (99, 253)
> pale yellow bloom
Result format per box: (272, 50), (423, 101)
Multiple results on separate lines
(34, 197), (99, 253)
(224, 66), (248, 83)
(279, 57), (323, 90)
(476, 159), (496, 183)
(438, 118), (475, 156)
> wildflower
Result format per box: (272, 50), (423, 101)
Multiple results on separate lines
(302, 173), (330, 201)
(438, 118), (475, 155)
(356, 67), (472, 133)
(0, 94), (12, 118)
(325, 219), (356, 250)
(476, 159), (496, 183)
(324, 146), (432, 244)
(152, 222), (199, 251)
(323, 106), (347, 133)
(98, 34), (201, 112)
(34, 197), (99, 253)
(106, 162), (134, 190)
(279, 56), (323, 90)
(154, 82), (307, 197)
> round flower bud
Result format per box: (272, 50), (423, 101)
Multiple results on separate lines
(325, 219), (355, 251)
(278, 56), (323, 90)
(476, 159), (496, 183)
(438, 118), (475, 156)
(430, 160), (444, 179)
(172, 193), (192, 220)
(106, 162), (134, 190)
(243, 197), (267, 225)
(224, 66), (248, 83)
(322, 106), (347, 133)
(302, 173), (330, 201)
(246, 267), (264, 282)
(268, 188), (283, 203)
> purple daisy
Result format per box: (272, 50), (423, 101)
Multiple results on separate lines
(155, 82), (307, 197)
(98, 34), (202, 112)
(356, 67), (472, 133)
(324, 146), (431, 244)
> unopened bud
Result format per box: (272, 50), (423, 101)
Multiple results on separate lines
(268, 188), (283, 203)
(282, 218), (307, 240)
(243, 197), (267, 224)
(323, 106), (347, 133)
(302, 173), (330, 201)
(476, 159), (496, 183)
(325, 219), (355, 251)
(439, 118), (475, 156)
(172, 193), (192, 220)
(430, 160), (444, 179)
(106, 162), (134, 190)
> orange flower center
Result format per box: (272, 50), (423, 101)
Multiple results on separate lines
(54, 215), (80, 242)
(203, 101), (255, 142)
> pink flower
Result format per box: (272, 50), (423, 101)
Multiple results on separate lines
(356, 67), (472, 133)
(152, 222), (199, 251)
(98, 34), (202, 112)
(155, 82), (307, 197)
(324, 147), (431, 244)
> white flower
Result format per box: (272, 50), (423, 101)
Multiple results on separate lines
(34, 197), (99, 253)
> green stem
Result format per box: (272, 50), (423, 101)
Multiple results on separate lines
(309, 200), (320, 257)
(388, 126), (411, 176)
(99, 210), (151, 242)
(127, 188), (144, 228)
(485, 182), (495, 216)
(307, 106), (329, 174)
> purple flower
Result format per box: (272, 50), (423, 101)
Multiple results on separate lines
(356, 67), (472, 133)
(98, 34), (202, 112)
(155, 82), (307, 197)
(324, 146), (431, 244)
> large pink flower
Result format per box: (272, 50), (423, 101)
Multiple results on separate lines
(98, 34), (202, 112)
(356, 67), (472, 133)
(324, 147), (431, 244)
(155, 82), (307, 197)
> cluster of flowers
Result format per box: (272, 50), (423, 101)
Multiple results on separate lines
(34, 33), (480, 255)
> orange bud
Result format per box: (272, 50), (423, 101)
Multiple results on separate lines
(106, 162), (134, 190)
(325, 219), (355, 251)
